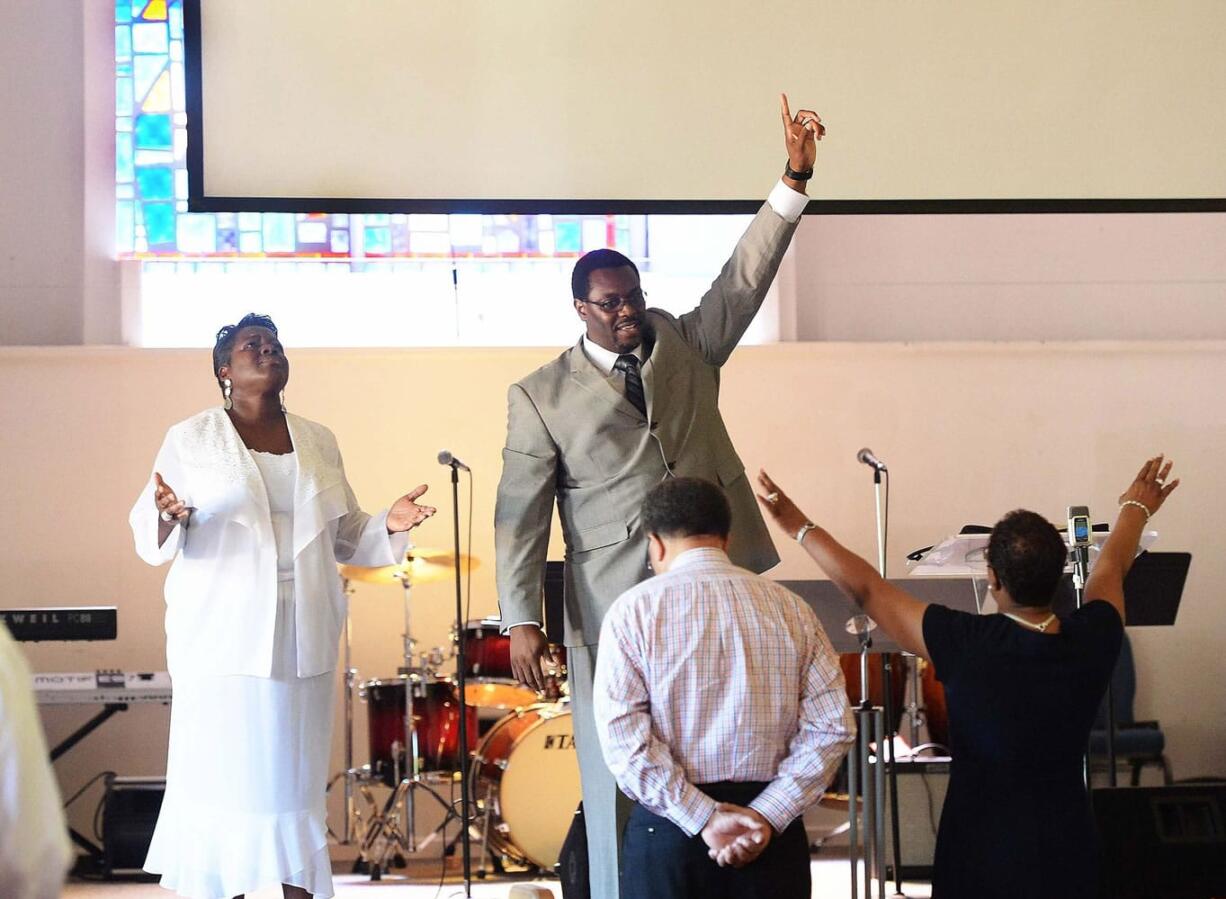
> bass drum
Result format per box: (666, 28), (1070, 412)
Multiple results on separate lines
(471, 702), (581, 870)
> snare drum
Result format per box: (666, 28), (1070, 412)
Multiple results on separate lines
(461, 620), (568, 709)
(360, 674), (476, 786)
(470, 702), (581, 870)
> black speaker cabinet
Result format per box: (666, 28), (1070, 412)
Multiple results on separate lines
(881, 756), (951, 881)
(1093, 784), (1226, 899)
(101, 775), (165, 877)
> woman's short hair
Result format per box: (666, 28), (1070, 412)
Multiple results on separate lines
(571, 249), (639, 300)
(212, 313), (279, 380)
(641, 477), (732, 541)
(987, 510), (1069, 607)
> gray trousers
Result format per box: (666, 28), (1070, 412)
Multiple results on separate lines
(568, 643), (633, 899)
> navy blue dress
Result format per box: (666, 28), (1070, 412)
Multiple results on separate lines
(922, 600), (1123, 899)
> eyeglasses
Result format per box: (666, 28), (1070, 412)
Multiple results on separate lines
(580, 289), (647, 314)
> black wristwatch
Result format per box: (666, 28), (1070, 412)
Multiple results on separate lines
(784, 162), (813, 181)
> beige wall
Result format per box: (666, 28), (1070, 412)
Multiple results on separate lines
(3, 342), (1222, 836)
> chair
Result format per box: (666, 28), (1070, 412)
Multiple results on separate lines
(1089, 633), (1172, 785)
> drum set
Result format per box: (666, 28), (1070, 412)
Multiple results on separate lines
(330, 548), (580, 880)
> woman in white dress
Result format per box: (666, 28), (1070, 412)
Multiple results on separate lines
(130, 313), (435, 899)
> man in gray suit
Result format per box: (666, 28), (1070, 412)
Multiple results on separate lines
(494, 96), (824, 899)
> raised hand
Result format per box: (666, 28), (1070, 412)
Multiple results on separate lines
(153, 472), (192, 524)
(1119, 455), (1179, 518)
(780, 93), (825, 174)
(701, 803), (772, 868)
(755, 469), (811, 537)
(387, 484), (437, 533)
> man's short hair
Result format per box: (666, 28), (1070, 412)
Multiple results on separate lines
(641, 477), (732, 541)
(571, 249), (639, 300)
(986, 510), (1069, 608)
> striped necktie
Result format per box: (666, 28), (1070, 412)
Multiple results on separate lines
(614, 354), (647, 417)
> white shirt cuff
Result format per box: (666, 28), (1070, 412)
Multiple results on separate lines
(767, 178), (809, 224)
(501, 620), (543, 633)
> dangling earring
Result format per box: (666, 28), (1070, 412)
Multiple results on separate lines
(222, 378), (233, 410)
(279, 390), (286, 413)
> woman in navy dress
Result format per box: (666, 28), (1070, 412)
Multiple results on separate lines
(753, 456), (1179, 898)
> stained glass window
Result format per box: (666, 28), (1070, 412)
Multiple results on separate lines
(114, 0), (646, 264)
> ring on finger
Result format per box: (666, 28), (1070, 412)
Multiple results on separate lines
(766, 491), (780, 504)
(160, 509), (174, 522)
(1155, 478), (1165, 487)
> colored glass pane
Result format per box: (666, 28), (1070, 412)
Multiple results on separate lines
(133, 56), (165, 103)
(144, 202), (176, 245)
(116, 134), (134, 182)
(137, 166), (174, 201)
(555, 221), (582, 253)
(132, 23), (168, 54)
(177, 215), (217, 253)
(364, 227), (392, 255)
(262, 215), (296, 253)
(116, 1), (132, 24)
(115, 26), (132, 61)
(169, 4), (183, 38)
(116, 201), (135, 254)
(116, 77), (133, 117)
(143, 69), (172, 112)
(142, 0), (168, 21)
(134, 114), (172, 150)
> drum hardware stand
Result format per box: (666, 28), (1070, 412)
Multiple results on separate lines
(333, 577), (360, 847)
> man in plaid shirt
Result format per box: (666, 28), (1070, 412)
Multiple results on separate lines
(594, 477), (853, 898)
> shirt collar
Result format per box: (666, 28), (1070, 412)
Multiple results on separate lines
(582, 335), (645, 377)
(668, 546), (731, 572)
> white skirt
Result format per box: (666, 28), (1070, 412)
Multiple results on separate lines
(146, 580), (336, 899)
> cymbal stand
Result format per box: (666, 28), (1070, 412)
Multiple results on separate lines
(331, 578), (360, 846)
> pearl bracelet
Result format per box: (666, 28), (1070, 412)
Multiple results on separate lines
(1119, 499), (1152, 523)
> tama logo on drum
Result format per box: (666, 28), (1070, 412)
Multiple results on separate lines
(544, 734), (576, 750)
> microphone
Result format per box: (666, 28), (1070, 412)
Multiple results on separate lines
(856, 447), (887, 472)
(437, 450), (471, 472)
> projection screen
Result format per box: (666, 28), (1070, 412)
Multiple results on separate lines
(185, 0), (1226, 213)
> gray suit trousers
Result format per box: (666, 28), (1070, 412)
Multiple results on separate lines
(569, 643), (633, 899)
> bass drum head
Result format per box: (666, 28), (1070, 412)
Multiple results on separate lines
(481, 705), (581, 870)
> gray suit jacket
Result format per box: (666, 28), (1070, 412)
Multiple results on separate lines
(495, 201), (798, 647)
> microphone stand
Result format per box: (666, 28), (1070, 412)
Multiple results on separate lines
(448, 462), (474, 897)
(872, 466), (905, 898)
(1067, 534), (1116, 786)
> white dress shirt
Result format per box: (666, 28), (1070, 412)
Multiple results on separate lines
(593, 547), (854, 836)
(130, 408), (408, 679)
(0, 625), (72, 899)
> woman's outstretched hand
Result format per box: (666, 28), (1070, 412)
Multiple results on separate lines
(1120, 455), (1179, 517)
(755, 469), (811, 536)
(388, 485), (437, 533)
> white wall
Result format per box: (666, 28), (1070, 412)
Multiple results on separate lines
(790, 212), (1226, 341)
(2, 343), (1223, 840)
(0, 2), (84, 344)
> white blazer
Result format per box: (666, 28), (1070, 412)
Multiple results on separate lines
(130, 408), (406, 679)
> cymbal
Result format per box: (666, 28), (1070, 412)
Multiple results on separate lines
(339, 548), (479, 585)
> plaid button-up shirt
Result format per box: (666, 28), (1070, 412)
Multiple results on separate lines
(593, 547), (854, 836)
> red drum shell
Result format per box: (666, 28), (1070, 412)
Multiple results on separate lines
(363, 675), (476, 786)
